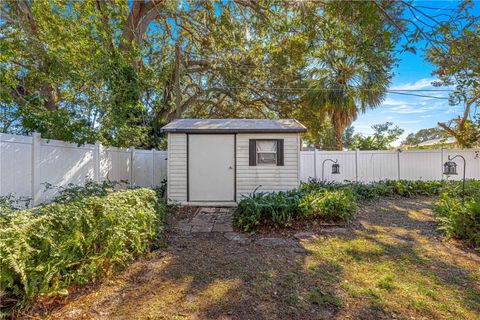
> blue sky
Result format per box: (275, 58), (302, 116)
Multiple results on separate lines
(351, 0), (477, 145)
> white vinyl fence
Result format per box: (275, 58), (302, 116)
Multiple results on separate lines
(0, 132), (167, 205)
(300, 149), (480, 183)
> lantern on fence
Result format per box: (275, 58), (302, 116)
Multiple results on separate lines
(443, 160), (458, 175)
(332, 163), (340, 174)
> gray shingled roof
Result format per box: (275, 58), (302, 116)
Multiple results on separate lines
(160, 119), (307, 133)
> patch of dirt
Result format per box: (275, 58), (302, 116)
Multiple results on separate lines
(20, 197), (480, 320)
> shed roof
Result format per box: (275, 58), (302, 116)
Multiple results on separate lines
(160, 119), (307, 133)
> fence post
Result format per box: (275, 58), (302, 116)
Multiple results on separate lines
(397, 149), (401, 180)
(313, 148), (317, 180)
(355, 149), (359, 182)
(152, 148), (156, 187)
(128, 147), (134, 187)
(94, 141), (101, 182)
(31, 132), (41, 206)
(440, 148), (444, 180)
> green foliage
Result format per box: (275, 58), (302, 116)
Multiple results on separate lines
(0, 188), (166, 308)
(153, 179), (168, 199)
(401, 127), (450, 147)
(1, 1), (408, 148)
(301, 179), (445, 201)
(42, 180), (117, 204)
(235, 179), (478, 232)
(234, 190), (302, 232)
(299, 189), (357, 221)
(343, 122), (404, 150)
(234, 187), (356, 232)
(434, 181), (480, 250)
(0, 194), (31, 214)
(425, 3), (480, 148)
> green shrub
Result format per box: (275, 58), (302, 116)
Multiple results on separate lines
(43, 180), (117, 204)
(434, 185), (480, 250)
(0, 188), (166, 306)
(299, 189), (357, 222)
(234, 190), (302, 232)
(235, 180), (479, 233)
(300, 179), (447, 201)
(235, 188), (356, 231)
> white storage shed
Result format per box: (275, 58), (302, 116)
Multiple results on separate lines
(161, 119), (307, 206)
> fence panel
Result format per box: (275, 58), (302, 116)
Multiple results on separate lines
(2, 132), (479, 206)
(399, 150), (442, 181)
(102, 147), (132, 184)
(317, 151), (357, 182)
(0, 133), (167, 205)
(132, 150), (169, 187)
(357, 151), (398, 182)
(301, 149), (480, 183)
(0, 133), (32, 198)
(37, 140), (96, 203)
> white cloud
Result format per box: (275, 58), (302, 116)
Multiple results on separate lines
(390, 78), (436, 91)
(382, 97), (408, 106)
(396, 120), (422, 124)
(387, 104), (432, 114)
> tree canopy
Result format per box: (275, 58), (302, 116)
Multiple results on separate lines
(343, 122), (404, 150)
(0, 1), (477, 149)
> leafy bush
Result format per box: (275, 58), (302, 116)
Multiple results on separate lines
(235, 190), (302, 232)
(43, 180), (117, 204)
(0, 188), (166, 307)
(153, 179), (168, 199)
(234, 188), (356, 232)
(235, 180), (479, 233)
(299, 189), (357, 221)
(0, 194), (32, 214)
(434, 184), (480, 250)
(300, 179), (447, 201)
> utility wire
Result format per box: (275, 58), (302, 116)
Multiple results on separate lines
(206, 85), (452, 99)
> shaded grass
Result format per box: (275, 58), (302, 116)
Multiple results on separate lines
(24, 197), (480, 320)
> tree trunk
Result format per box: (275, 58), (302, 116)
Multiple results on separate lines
(332, 114), (344, 150)
(174, 40), (181, 118)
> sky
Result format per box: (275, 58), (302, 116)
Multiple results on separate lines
(351, 0), (477, 145)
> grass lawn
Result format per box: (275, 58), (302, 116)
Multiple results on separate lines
(27, 197), (479, 320)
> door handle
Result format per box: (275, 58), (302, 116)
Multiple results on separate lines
(228, 166), (233, 169)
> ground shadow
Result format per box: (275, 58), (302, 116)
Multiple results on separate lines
(34, 197), (480, 320)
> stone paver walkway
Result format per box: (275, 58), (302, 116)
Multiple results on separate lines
(176, 207), (234, 233)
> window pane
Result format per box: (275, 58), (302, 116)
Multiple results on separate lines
(257, 152), (277, 164)
(256, 140), (277, 152)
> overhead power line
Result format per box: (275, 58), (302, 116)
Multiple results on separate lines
(206, 85), (452, 99)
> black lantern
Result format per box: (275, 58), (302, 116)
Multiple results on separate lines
(443, 154), (466, 205)
(332, 163), (340, 174)
(443, 161), (458, 175)
(321, 158), (339, 181)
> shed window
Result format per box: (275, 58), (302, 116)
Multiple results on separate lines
(249, 139), (284, 166)
(256, 140), (277, 165)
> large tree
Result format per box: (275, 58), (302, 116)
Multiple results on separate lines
(428, 10), (480, 147)
(300, 1), (401, 150)
(0, 1), (414, 148)
(405, 0), (480, 148)
(0, 0), (316, 146)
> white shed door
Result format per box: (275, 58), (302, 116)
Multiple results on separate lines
(189, 134), (235, 201)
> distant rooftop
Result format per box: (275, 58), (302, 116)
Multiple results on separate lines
(417, 137), (457, 147)
(160, 119), (307, 133)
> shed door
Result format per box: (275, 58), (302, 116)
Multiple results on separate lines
(189, 134), (235, 201)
